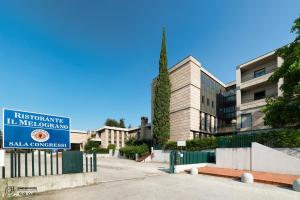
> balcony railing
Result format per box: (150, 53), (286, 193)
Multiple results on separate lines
(241, 67), (276, 83)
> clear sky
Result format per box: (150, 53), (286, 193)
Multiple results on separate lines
(0, 0), (299, 130)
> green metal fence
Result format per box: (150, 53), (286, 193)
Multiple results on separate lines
(217, 134), (258, 148)
(0, 150), (97, 179)
(169, 151), (215, 174)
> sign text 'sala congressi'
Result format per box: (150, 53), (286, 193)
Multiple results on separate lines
(3, 109), (70, 149)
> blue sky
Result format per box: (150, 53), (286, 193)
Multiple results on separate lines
(0, 0), (299, 130)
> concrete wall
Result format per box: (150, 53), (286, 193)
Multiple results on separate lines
(0, 171), (100, 198)
(151, 150), (170, 163)
(216, 148), (251, 170)
(216, 143), (300, 175)
(252, 143), (300, 175)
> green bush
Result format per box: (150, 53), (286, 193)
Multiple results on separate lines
(84, 139), (110, 154)
(164, 137), (217, 151)
(119, 144), (149, 159)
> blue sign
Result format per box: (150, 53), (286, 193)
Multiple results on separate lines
(3, 109), (70, 149)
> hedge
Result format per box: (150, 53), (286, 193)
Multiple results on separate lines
(119, 144), (149, 159)
(164, 129), (300, 151)
(164, 137), (217, 151)
(85, 147), (109, 154)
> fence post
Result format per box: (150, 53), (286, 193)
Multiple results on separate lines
(38, 150), (41, 176)
(86, 156), (88, 173)
(10, 151), (14, 178)
(93, 152), (97, 172)
(50, 151), (53, 175)
(14, 151), (16, 177)
(32, 151), (35, 176)
(25, 152), (28, 177)
(169, 151), (174, 174)
(90, 157), (92, 172)
(44, 151), (47, 175)
(17, 152), (21, 177)
(2, 167), (5, 179)
(56, 151), (59, 174)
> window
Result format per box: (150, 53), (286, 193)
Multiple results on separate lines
(211, 101), (214, 108)
(254, 68), (266, 78)
(207, 98), (210, 106)
(202, 96), (205, 104)
(241, 114), (252, 128)
(254, 90), (266, 100)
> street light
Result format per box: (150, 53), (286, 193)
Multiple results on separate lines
(231, 119), (237, 135)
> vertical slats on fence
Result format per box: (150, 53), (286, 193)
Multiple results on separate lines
(32, 151), (35, 176)
(90, 157), (92, 172)
(2, 167), (5, 179)
(169, 151), (173, 174)
(56, 151), (59, 175)
(93, 153), (97, 172)
(44, 151), (47, 175)
(50, 152), (53, 175)
(17, 152), (21, 177)
(38, 150), (41, 176)
(86, 156), (88, 173)
(25, 152), (28, 177)
(10, 152), (14, 178)
(14, 151), (17, 177)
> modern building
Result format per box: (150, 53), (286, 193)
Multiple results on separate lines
(70, 130), (90, 151)
(236, 51), (283, 132)
(151, 49), (282, 141)
(152, 56), (236, 141)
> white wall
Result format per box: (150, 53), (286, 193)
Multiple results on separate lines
(151, 150), (170, 163)
(252, 143), (300, 175)
(216, 148), (251, 170)
(216, 143), (300, 175)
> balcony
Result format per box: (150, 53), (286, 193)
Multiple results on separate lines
(240, 98), (267, 110)
(240, 73), (273, 90)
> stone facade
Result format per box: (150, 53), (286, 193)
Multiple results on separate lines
(152, 56), (228, 141)
(236, 52), (283, 131)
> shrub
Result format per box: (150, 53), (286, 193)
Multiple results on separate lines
(84, 139), (110, 154)
(164, 137), (217, 151)
(119, 144), (149, 159)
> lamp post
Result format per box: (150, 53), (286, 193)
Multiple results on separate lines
(231, 119), (237, 135)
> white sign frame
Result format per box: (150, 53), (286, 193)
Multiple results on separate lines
(177, 140), (186, 147)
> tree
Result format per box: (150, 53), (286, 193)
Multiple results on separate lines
(263, 15), (300, 127)
(104, 118), (126, 128)
(119, 118), (125, 128)
(153, 29), (171, 145)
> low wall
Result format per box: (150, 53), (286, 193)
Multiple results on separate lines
(216, 148), (251, 170)
(252, 143), (300, 175)
(275, 148), (300, 159)
(0, 171), (100, 198)
(216, 143), (300, 175)
(151, 150), (170, 163)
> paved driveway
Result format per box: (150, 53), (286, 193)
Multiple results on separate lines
(24, 158), (300, 200)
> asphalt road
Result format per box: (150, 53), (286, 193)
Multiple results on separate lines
(23, 158), (300, 200)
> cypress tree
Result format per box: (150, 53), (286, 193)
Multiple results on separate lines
(153, 29), (171, 145)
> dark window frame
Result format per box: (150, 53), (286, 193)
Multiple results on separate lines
(202, 96), (205, 104)
(254, 90), (266, 100)
(254, 68), (266, 78)
(207, 98), (210, 106)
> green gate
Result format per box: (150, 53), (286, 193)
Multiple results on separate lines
(169, 151), (215, 174)
(62, 151), (84, 174)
